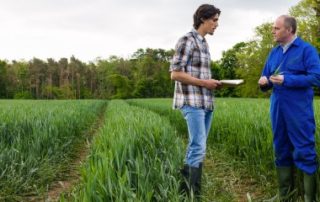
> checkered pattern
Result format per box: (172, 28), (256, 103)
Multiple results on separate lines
(170, 29), (214, 110)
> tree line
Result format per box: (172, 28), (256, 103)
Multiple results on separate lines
(0, 0), (318, 99)
(0, 49), (175, 99)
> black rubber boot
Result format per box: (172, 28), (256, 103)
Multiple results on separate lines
(303, 172), (317, 202)
(191, 163), (202, 197)
(179, 163), (203, 199)
(276, 167), (294, 202)
(179, 164), (191, 196)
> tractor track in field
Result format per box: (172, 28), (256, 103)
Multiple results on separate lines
(26, 106), (107, 202)
(126, 102), (271, 201)
(202, 147), (269, 202)
(176, 135), (268, 202)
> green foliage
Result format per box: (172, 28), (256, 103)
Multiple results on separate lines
(42, 86), (77, 99)
(128, 98), (274, 176)
(0, 60), (7, 98)
(132, 48), (173, 98)
(213, 0), (319, 98)
(129, 98), (320, 200)
(0, 100), (106, 200)
(108, 74), (132, 99)
(59, 85), (76, 99)
(0, 0), (317, 99)
(235, 23), (274, 98)
(290, 0), (320, 51)
(13, 91), (33, 99)
(15, 61), (30, 93)
(71, 100), (184, 201)
(80, 87), (94, 99)
(128, 98), (276, 199)
(214, 42), (247, 97)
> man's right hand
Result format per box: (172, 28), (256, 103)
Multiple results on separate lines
(203, 79), (222, 90)
(171, 71), (222, 90)
(258, 76), (269, 86)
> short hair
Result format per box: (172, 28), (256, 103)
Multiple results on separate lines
(193, 4), (221, 29)
(280, 15), (297, 34)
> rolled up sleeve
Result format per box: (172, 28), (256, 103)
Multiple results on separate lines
(170, 36), (193, 72)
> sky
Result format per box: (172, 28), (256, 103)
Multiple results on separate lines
(0, 0), (301, 63)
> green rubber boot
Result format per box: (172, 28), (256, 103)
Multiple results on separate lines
(276, 167), (294, 202)
(303, 172), (317, 202)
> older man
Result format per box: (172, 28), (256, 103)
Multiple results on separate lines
(258, 15), (320, 201)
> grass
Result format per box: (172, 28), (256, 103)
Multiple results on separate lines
(127, 98), (320, 200)
(70, 100), (186, 201)
(0, 100), (106, 201)
(2, 98), (320, 201)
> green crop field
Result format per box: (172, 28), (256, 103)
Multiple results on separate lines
(1, 98), (320, 201)
(127, 98), (320, 201)
(0, 100), (106, 201)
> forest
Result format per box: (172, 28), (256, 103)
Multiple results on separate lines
(0, 0), (318, 99)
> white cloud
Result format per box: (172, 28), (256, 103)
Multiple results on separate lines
(0, 0), (301, 62)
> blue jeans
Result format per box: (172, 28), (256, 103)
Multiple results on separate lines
(181, 105), (213, 168)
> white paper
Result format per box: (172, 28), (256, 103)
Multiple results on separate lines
(220, 79), (244, 86)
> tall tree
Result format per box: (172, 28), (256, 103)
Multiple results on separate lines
(0, 60), (7, 98)
(29, 58), (47, 98)
(290, 0), (320, 51)
(236, 23), (274, 97)
(216, 42), (246, 97)
(12, 60), (32, 98)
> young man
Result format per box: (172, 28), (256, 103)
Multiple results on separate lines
(258, 15), (320, 201)
(169, 4), (221, 197)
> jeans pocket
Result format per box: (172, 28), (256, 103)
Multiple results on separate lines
(180, 105), (187, 117)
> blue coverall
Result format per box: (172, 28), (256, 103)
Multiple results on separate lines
(261, 37), (320, 175)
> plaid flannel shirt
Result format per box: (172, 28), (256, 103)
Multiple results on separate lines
(170, 29), (214, 110)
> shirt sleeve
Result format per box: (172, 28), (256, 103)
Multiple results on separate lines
(169, 36), (193, 72)
(260, 52), (274, 91)
(283, 45), (320, 88)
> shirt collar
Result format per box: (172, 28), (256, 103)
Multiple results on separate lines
(191, 28), (206, 43)
(281, 35), (297, 53)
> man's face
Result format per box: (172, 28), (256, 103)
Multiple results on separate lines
(203, 14), (219, 35)
(272, 17), (291, 44)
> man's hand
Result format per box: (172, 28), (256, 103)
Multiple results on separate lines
(203, 79), (222, 90)
(258, 76), (269, 86)
(269, 75), (284, 85)
(171, 71), (222, 90)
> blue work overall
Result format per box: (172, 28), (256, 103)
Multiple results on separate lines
(261, 37), (320, 175)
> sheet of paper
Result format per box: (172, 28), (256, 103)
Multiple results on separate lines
(220, 79), (244, 86)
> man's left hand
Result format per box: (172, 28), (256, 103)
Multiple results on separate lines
(269, 75), (284, 85)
